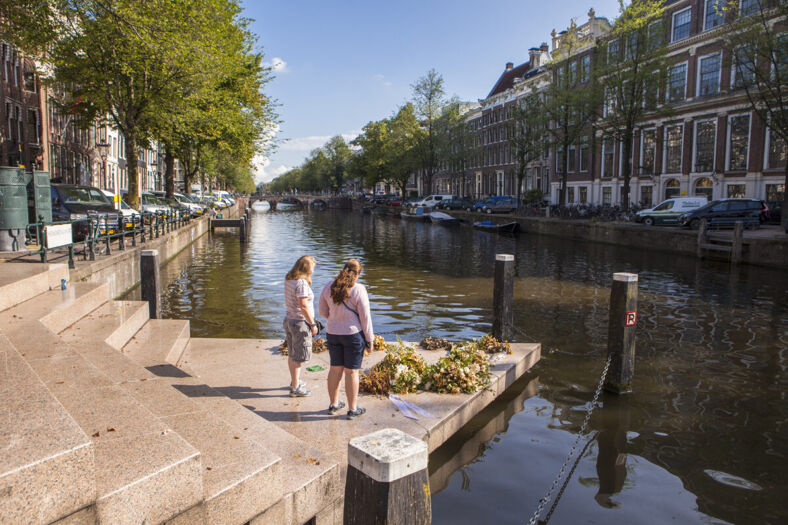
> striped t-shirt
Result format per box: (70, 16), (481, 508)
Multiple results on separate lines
(284, 278), (314, 320)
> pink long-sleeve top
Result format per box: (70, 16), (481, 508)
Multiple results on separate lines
(318, 281), (374, 343)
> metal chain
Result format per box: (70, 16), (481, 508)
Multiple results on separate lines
(542, 432), (598, 524)
(526, 354), (612, 525)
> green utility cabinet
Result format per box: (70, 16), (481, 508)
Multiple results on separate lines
(28, 170), (52, 224)
(0, 167), (31, 251)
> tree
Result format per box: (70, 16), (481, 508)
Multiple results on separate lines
(724, 0), (788, 225)
(411, 69), (446, 195)
(542, 21), (600, 206)
(508, 87), (548, 203)
(385, 103), (421, 197)
(435, 100), (477, 197)
(595, 0), (669, 211)
(322, 135), (352, 192)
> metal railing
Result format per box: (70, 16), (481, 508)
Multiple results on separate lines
(25, 207), (195, 267)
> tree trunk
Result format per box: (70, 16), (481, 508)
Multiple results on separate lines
(621, 128), (633, 211)
(782, 161), (788, 227)
(164, 142), (175, 199)
(125, 128), (139, 210)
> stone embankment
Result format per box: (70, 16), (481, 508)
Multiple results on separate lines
(446, 210), (788, 269)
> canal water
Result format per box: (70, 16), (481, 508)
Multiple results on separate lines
(148, 209), (787, 524)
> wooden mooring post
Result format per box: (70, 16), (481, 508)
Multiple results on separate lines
(492, 254), (514, 342)
(731, 221), (744, 264)
(240, 216), (247, 242)
(140, 249), (161, 319)
(604, 272), (638, 394)
(344, 428), (431, 525)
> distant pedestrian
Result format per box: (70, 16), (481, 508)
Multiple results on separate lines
(318, 258), (373, 419)
(283, 255), (318, 397)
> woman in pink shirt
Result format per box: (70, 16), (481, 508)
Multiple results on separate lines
(318, 258), (373, 419)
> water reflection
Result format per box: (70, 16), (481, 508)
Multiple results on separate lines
(147, 210), (787, 524)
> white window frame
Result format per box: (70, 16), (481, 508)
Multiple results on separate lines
(567, 144), (576, 172)
(763, 127), (786, 170)
(696, 52), (722, 97)
(579, 138), (589, 172)
(731, 44), (756, 89)
(703, 0), (727, 32)
(640, 128), (657, 175)
(608, 39), (620, 64)
(692, 119), (717, 173)
(726, 113), (751, 172)
(667, 61), (688, 102)
(602, 138), (615, 178)
(672, 7), (692, 42)
(663, 123), (684, 174)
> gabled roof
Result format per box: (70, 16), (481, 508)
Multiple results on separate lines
(486, 61), (531, 99)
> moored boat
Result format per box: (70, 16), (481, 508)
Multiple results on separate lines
(429, 211), (460, 225)
(472, 221), (520, 233)
(401, 207), (428, 221)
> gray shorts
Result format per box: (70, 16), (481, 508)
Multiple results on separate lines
(284, 318), (312, 363)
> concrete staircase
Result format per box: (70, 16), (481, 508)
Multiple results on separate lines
(0, 263), (340, 524)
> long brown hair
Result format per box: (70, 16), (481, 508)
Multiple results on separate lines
(286, 255), (316, 285)
(330, 258), (362, 304)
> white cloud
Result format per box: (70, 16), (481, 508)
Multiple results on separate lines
(279, 132), (360, 152)
(264, 57), (289, 73)
(373, 73), (392, 87)
(252, 155), (291, 184)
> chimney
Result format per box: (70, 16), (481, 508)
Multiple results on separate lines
(505, 62), (514, 71)
(528, 47), (540, 69)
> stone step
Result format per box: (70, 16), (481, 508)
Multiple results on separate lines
(0, 281), (109, 336)
(0, 262), (69, 312)
(122, 319), (191, 369)
(4, 325), (204, 523)
(59, 300), (149, 350)
(168, 374), (341, 525)
(0, 334), (95, 524)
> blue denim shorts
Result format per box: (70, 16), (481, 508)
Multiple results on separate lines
(326, 332), (366, 370)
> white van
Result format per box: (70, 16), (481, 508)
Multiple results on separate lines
(413, 194), (455, 209)
(636, 197), (707, 226)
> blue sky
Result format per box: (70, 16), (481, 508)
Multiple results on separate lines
(243, 0), (623, 183)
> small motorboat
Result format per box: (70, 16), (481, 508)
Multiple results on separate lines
(429, 211), (460, 225)
(472, 221), (520, 233)
(401, 207), (428, 221)
(251, 200), (270, 211)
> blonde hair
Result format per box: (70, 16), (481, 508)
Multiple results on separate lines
(330, 258), (362, 304)
(285, 255), (316, 285)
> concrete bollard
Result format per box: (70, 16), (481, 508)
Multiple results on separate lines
(140, 249), (161, 319)
(604, 272), (638, 394)
(344, 428), (431, 525)
(492, 254), (515, 342)
(240, 216), (247, 242)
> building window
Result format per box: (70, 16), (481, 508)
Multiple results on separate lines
(568, 61), (578, 85)
(23, 69), (36, 92)
(626, 32), (639, 60)
(728, 114), (750, 171)
(740, 0), (758, 16)
(765, 184), (785, 202)
(608, 39), (620, 64)
(665, 125), (683, 173)
(648, 21), (663, 50)
(641, 129), (656, 175)
(556, 146), (566, 173)
(667, 63), (687, 102)
(602, 186), (612, 205)
(672, 8), (692, 42)
(579, 186), (588, 203)
(767, 129), (787, 169)
(732, 45), (756, 89)
(698, 53), (721, 96)
(704, 0), (727, 31)
(579, 138), (589, 172)
(640, 185), (653, 207)
(567, 186), (575, 203)
(602, 138), (614, 178)
(567, 144), (576, 172)
(695, 177), (714, 200)
(727, 184), (746, 198)
(644, 71), (659, 109)
(580, 55), (590, 83)
(27, 108), (40, 144)
(694, 120), (716, 172)
(665, 178), (681, 199)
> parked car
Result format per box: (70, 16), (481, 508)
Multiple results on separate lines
(636, 197), (707, 226)
(173, 193), (206, 216)
(679, 199), (767, 229)
(764, 200), (783, 225)
(51, 184), (120, 241)
(100, 189), (140, 228)
(386, 196), (403, 206)
(436, 198), (474, 211)
(474, 196), (517, 214)
(413, 194), (454, 209)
